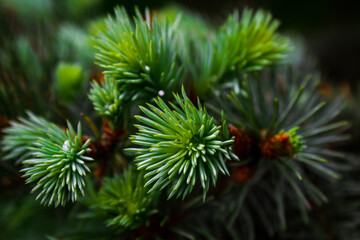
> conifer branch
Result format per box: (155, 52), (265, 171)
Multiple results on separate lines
(88, 168), (158, 229)
(1, 112), (53, 162)
(21, 121), (93, 206)
(2, 113), (93, 206)
(89, 77), (124, 129)
(92, 7), (185, 101)
(192, 9), (291, 95)
(127, 87), (235, 200)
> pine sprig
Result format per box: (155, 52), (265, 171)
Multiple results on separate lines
(222, 9), (291, 72)
(92, 7), (185, 101)
(260, 127), (306, 160)
(127, 87), (236, 200)
(223, 70), (349, 180)
(1, 112), (53, 162)
(208, 69), (351, 233)
(192, 9), (291, 95)
(89, 169), (158, 229)
(89, 77), (124, 128)
(21, 121), (93, 207)
(156, 6), (212, 62)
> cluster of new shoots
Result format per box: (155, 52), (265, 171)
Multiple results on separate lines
(92, 7), (184, 101)
(2, 113), (93, 206)
(90, 169), (158, 229)
(89, 77), (124, 128)
(128, 87), (236, 200)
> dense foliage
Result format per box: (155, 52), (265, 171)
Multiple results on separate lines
(0, 2), (358, 240)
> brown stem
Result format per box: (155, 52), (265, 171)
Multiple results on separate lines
(84, 119), (127, 180)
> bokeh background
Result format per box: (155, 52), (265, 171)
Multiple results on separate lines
(2, 0), (360, 83)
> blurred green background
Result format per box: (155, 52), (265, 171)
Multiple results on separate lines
(2, 0), (360, 84)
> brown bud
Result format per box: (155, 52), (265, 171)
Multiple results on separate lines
(228, 124), (256, 160)
(81, 120), (126, 180)
(91, 72), (105, 84)
(232, 164), (255, 183)
(317, 82), (332, 98)
(260, 132), (294, 159)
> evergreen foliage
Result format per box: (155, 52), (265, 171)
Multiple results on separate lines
(204, 68), (351, 237)
(222, 9), (290, 72)
(2, 113), (93, 206)
(0, 37), (49, 118)
(1, 112), (53, 162)
(21, 121), (93, 206)
(56, 24), (94, 65)
(0, 2), (358, 239)
(128, 87), (236, 200)
(92, 7), (184, 101)
(287, 127), (306, 155)
(89, 169), (158, 229)
(55, 62), (84, 102)
(191, 9), (291, 95)
(89, 77), (124, 128)
(156, 6), (212, 61)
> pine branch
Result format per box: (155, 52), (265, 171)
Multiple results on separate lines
(2, 113), (94, 206)
(88, 168), (158, 229)
(192, 9), (291, 95)
(21, 121), (93, 206)
(89, 77), (124, 129)
(92, 7), (185, 102)
(204, 67), (351, 237)
(1, 112), (53, 162)
(127, 86), (236, 200)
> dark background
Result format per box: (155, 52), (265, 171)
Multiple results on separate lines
(151, 0), (360, 86)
